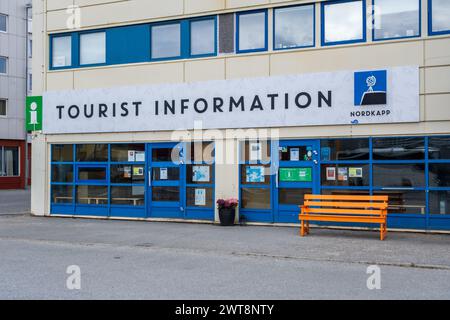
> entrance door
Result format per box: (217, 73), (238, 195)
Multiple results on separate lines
(147, 143), (185, 218)
(274, 140), (320, 223)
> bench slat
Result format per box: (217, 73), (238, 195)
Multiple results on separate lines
(304, 201), (388, 209)
(302, 208), (384, 215)
(304, 194), (388, 201)
(299, 215), (386, 223)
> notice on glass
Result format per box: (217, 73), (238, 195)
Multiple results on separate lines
(133, 167), (144, 176)
(349, 167), (363, 178)
(124, 166), (132, 178)
(290, 148), (300, 161)
(128, 150), (135, 162)
(160, 168), (168, 180)
(326, 167), (336, 181)
(195, 189), (206, 206)
(192, 166), (210, 182)
(250, 142), (262, 161)
(135, 151), (145, 162)
(338, 167), (348, 181)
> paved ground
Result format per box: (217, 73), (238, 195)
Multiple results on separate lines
(0, 214), (449, 299)
(0, 189), (30, 215)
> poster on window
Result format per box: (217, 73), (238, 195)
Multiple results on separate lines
(290, 148), (300, 161)
(250, 142), (262, 161)
(135, 151), (145, 162)
(124, 166), (132, 178)
(337, 167), (348, 181)
(128, 151), (135, 162)
(160, 168), (168, 180)
(246, 166), (265, 183)
(192, 166), (210, 182)
(194, 188), (206, 206)
(326, 167), (336, 181)
(349, 167), (363, 178)
(133, 167), (144, 176)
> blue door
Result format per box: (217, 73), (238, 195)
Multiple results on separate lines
(273, 140), (320, 223)
(147, 143), (185, 218)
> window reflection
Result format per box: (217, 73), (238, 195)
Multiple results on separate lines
(52, 36), (72, 68)
(431, 0), (450, 33)
(190, 19), (215, 56)
(274, 5), (314, 49)
(152, 24), (181, 59)
(238, 11), (266, 51)
(323, 0), (364, 43)
(374, 0), (420, 40)
(80, 32), (106, 65)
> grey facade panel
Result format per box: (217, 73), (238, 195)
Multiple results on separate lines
(219, 13), (235, 54)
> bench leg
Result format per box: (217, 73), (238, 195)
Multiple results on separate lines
(305, 221), (310, 235)
(380, 223), (387, 241)
(300, 220), (305, 237)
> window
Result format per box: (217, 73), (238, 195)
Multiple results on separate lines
(237, 10), (268, 53)
(77, 185), (108, 205)
(0, 147), (19, 177)
(373, 0), (420, 40)
(429, 190), (450, 215)
(429, 136), (450, 159)
(0, 56), (7, 74)
(76, 144), (108, 162)
(52, 36), (72, 68)
(52, 145), (73, 162)
(77, 166), (107, 182)
(321, 138), (370, 161)
(429, 0), (450, 35)
(0, 99), (6, 116)
(321, 164), (370, 187)
(373, 137), (425, 160)
(190, 18), (216, 56)
(111, 144), (145, 162)
(274, 4), (314, 50)
(52, 185), (73, 204)
(151, 23), (181, 59)
(80, 32), (106, 65)
(29, 39), (33, 58)
(322, 0), (365, 45)
(52, 164), (73, 183)
(0, 14), (7, 32)
(241, 188), (271, 209)
(373, 164), (425, 187)
(111, 186), (145, 206)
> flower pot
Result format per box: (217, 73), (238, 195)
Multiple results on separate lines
(219, 208), (236, 226)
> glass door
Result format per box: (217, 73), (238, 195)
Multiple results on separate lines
(147, 143), (184, 218)
(274, 140), (320, 223)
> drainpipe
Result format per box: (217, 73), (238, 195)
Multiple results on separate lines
(24, 3), (32, 189)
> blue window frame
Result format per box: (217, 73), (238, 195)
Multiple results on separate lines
(373, 0), (421, 41)
(273, 4), (315, 51)
(428, 0), (450, 35)
(321, 0), (366, 46)
(236, 9), (268, 54)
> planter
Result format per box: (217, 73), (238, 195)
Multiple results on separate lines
(219, 208), (236, 226)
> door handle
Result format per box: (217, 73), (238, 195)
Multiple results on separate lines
(148, 170), (152, 187)
(275, 169), (279, 189)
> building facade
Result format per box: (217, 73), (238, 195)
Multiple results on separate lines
(0, 0), (32, 189)
(32, 0), (450, 231)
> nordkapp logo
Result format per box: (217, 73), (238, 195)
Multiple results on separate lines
(354, 70), (387, 106)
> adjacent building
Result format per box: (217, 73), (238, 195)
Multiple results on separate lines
(0, 0), (32, 189)
(31, 0), (450, 231)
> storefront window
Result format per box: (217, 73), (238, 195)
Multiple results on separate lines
(111, 165), (145, 184)
(76, 144), (108, 162)
(241, 164), (271, 185)
(322, 189), (370, 196)
(52, 185), (73, 204)
(52, 164), (73, 183)
(321, 164), (369, 187)
(52, 36), (72, 68)
(187, 165), (213, 184)
(152, 186), (179, 202)
(80, 32), (106, 65)
(429, 164), (450, 187)
(429, 190), (450, 215)
(76, 185), (108, 205)
(77, 166), (107, 182)
(429, 136), (450, 159)
(241, 188), (271, 209)
(237, 10), (267, 52)
(279, 146), (314, 161)
(373, 137), (425, 160)
(279, 188), (312, 206)
(373, 0), (420, 40)
(52, 145), (73, 162)
(186, 187), (213, 207)
(151, 23), (181, 59)
(111, 144), (145, 162)
(274, 4), (314, 50)
(321, 138), (369, 161)
(374, 190), (426, 214)
(190, 19), (216, 56)
(373, 164), (425, 187)
(0, 146), (19, 177)
(152, 167), (179, 181)
(152, 147), (180, 163)
(111, 186), (144, 206)
(241, 140), (271, 163)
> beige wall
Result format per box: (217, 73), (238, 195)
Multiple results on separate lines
(31, 0), (450, 218)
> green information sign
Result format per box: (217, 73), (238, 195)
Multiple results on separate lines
(279, 167), (312, 182)
(26, 96), (43, 131)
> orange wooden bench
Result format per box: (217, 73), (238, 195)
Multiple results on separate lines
(299, 194), (389, 240)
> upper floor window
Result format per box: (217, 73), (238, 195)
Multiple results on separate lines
(80, 32), (106, 65)
(0, 56), (6, 74)
(274, 4), (315, 50)
(373, 0), (420, 40)
(190, 18), (216, 57)
(322, 0), (365, 46)
(151, 23), (181, 60)
(0, 14), (7, 32)
(0, 99), (6, 117)
(237, 10), (268, 53)
(429, 0), (450, 35)
(52, 36), (72, 68)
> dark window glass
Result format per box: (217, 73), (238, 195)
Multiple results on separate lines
(241, 164), (271, 185)
(152, 147), (180, 163)
(241, 140), (271, 163)
(52, 145), (73, 162)
(186, 187), (214, 207)
(429, 137), (450, 159)
(111, 144), (145, 162)
(321, 164), (369, 186)
(111, 165), (145, 184)
(321, 189), (370, 196)
(279, 188), (312, 205)
(429, 164), (450, 187)
(373, 137), (425, 160)
(187, 142), (215, 163)
(187, 165), (213, 184)
(77, 144), (108, 162)
(78, 167), (106, 181)
(241, 188), (271, 209)
(1, 147), (19, 176)
(374, 190), (426, 214)
(373, 164), (425, 187)
(152, 167), (179, 181)
(52, 185), (73, 204)
(76, 186), (108, 205)
(152, 186), (179, 202)
(52, 164), (73, 182)
(321, 139), (369, 161)
(111, 186), (144, 206)
(429, 190), (450, 215)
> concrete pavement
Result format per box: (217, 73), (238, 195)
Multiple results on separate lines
(0, 189), (30, 215)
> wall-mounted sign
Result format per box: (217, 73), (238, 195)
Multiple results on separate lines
(26, 96), (43, 131)
(279, 168), (312, 182)
(42, 66), (419, 134)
